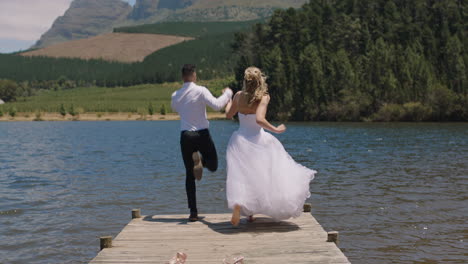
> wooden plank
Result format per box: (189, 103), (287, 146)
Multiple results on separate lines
(89, 213), (350, 263)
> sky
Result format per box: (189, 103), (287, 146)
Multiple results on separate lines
(0, 0), (136, 53)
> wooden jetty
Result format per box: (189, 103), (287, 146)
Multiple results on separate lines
(89, 205), (350, 263)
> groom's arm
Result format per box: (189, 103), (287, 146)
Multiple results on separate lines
(171, 91), (178, 113)
(201, 87), (233, 111)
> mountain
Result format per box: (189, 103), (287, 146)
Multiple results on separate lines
(128, 0), (308, 22)
(33, 0), (307, 48)
(33, 0), (132, 48)
(130, 0), (160, 20)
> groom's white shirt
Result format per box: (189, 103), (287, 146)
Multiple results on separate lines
(171, 82), (233, 131)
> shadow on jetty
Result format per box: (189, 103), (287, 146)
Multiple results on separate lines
(143, 215), (300, 234)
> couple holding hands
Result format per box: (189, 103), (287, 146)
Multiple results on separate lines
(171, 64), (316, 226)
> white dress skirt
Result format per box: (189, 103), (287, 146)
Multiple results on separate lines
(226, 113), (316, 221)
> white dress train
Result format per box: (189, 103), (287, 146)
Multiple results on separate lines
(226, 113), (316, 221)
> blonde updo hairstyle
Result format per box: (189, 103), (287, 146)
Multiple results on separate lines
(242, 67), (268, 105)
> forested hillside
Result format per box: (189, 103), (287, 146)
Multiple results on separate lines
(0, 21), (256, 94)
(233, 0), (467, 121)
(114, 20), (262, 37)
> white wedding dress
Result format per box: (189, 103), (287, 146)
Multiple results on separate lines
(226, 113), (316, 221)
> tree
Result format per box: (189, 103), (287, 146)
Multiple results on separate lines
(69, 104), (77, 117)
(0, 79), (18, 102)
(445, 36), (466, 94)
(59, 104), (67, 117)
(428, 83), (457, 120)
(148, 103), (154, 115)
(160, 104), (166, 115)
(262, 45), (289, 120)
(9, 107), (17, 117)
(298, 44), (323, 120)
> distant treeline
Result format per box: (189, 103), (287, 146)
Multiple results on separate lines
(114, 20), (263, 37)
(233, 0), (467, 121)
(0, 21), (257, 90)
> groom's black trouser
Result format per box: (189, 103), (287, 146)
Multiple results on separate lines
(180, 129), (218, 213)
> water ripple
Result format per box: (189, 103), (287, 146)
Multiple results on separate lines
(0, 121), (466, 263)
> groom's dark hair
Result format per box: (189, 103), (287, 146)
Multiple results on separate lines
(182, 64), (196, 77)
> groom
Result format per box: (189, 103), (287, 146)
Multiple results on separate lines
(171, 64), (233, 221)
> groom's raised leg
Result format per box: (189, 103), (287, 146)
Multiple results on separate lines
(198, 129), (218, 172)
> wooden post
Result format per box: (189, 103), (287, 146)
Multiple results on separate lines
(100, 236), (112, 250)
(132, 209), (141, 219)
(327, 231), (339, 244)
(303, 203), (312, 212)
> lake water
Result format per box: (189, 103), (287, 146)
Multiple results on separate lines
(0, 121), (466, 264)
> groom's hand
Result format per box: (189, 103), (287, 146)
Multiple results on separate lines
(222, 87), (233, 95)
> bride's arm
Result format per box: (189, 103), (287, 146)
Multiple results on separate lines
(256, 95), (286, 134)
(225, 92), (240, 119)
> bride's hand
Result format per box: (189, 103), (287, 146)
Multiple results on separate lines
(275, 124), (287, 134)
(222, 87), (233, 94)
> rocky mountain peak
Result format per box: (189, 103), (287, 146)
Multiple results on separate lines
(33, 0), (308, 48)
(33, 0), (132, 48)
(130, 0), (160, 20)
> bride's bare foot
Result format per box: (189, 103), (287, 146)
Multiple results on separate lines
(231, 205), (241, 226)
(247, 215), (255, 223)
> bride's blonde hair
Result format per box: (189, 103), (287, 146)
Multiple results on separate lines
(242, 67), (268, 105)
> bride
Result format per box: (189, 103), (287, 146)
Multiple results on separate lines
(225, 67), (316, 226)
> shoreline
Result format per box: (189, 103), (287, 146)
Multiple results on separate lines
(1, 112), (466, 123)
(0, 112), (227, 122)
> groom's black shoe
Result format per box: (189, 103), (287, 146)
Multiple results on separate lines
(189, 211), (199, 222)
